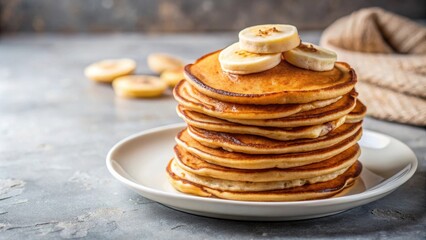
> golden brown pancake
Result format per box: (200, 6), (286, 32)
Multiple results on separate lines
(167, 160), (362, 201)
(174, 80), (341, 120)
(346, 99), (367, 123)
(187, 122), (362, 154)
(173, 143), (360, 182)
(224, 91), (357, 127)
(184, 50), (357, 105)
(176, 128), (362, 169)
(177, 104), (367, 141)
(170, 158), (352, 191)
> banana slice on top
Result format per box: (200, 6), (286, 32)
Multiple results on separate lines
(219, 42), (281, 75)
(239, 24), (300, 53)
(283, 42), (337, 71)
(84, 58), (136, 82)
(113, 75), (167, 98)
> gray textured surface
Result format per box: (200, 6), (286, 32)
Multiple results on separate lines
(0, 32), (425, 239)
(1, 0), (425, 32)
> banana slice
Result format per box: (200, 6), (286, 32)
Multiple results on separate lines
(147, 53), (184, 74)
(113, 75), (167, 98)
(160, 68), (184, 87)
(283, 42), (337, 71)
(219, 42), (281, 74)
(239, 24), (300, 53)
(84, 58), (136, 82)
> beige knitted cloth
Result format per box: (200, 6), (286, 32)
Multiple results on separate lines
(321, 7), (426, 126)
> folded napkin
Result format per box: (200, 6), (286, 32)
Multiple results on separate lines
(320, 7), (426, 126)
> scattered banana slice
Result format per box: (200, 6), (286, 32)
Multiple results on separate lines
(283, 42), (337, 71)
(160, 68), (184, 87)
(147, 53), (184, 74)
(84, 58), (136, 82)
(113, 75), (167, 98)
(239, 24), (300, 53)
(219, 42), (281, 74)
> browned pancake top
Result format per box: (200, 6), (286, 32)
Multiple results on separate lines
(185, 50), (356, 95)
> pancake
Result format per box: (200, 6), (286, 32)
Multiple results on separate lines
(187, 122), (363, 154)
(346, 99), (367, 123)
(176, 128), (362, 169)
(177, 104), (367, 141)
(224, 90), (357, 127)
(170, 158), (350, 191)
(174, 143), (360, 182)
(167, 160), (362, 201)
(174, 80), (341, 120)
(184, 50), (357, 105)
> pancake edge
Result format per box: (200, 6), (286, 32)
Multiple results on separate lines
(176, 128), (362, 169)
(167, 160), (362, 202)
(187, 122), (363, 155)
(173, 144), (361, 182)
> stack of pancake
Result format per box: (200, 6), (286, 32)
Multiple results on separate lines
(166, 42), (366, 202)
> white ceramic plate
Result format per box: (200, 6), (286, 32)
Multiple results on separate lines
(106, 123), (418, 221)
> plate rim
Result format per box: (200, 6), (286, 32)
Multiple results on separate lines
(106, 123), (418, 207)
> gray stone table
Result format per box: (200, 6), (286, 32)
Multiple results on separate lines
(0, 32), (425, 239)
